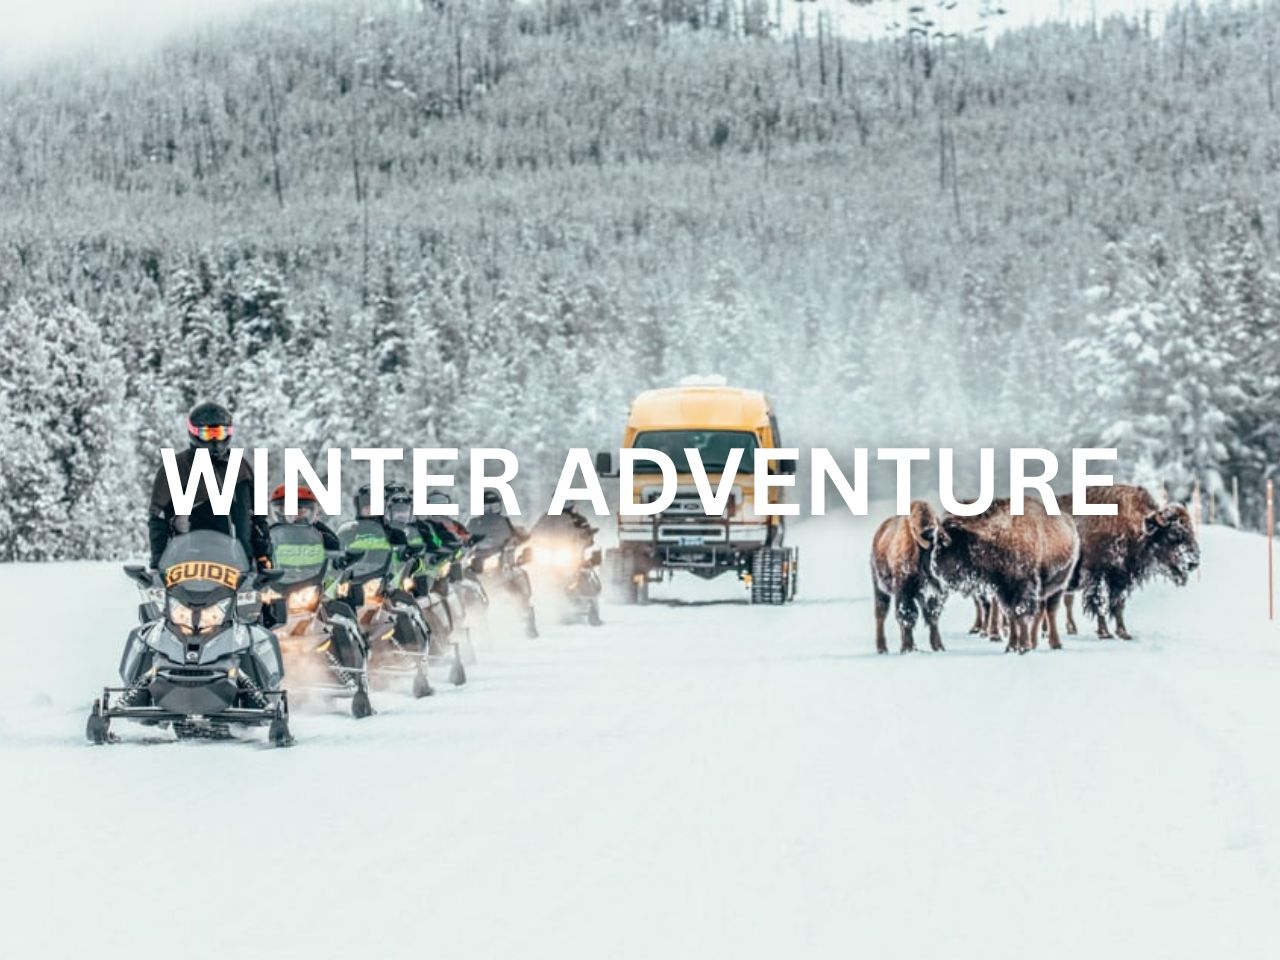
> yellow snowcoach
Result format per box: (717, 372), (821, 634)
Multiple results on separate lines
(595, 376), (799, 604)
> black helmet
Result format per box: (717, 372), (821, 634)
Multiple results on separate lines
(187, 402), (233, 460)
(354, 482), (376, 518)
(426, 490), (453, 506)
(384, 482), (413, 526)
(482, 489), (504, 515)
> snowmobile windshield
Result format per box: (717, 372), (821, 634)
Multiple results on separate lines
(630, 430), (757, 474)
(158, 530), (251, 604)
(467, 513), (510, 556)
(340, 519), (392, 580)
(269, 524), (328, 586)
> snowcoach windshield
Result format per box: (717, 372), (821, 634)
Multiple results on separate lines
(630, 430), (757, 474)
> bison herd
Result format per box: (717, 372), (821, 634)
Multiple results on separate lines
(870, 484), (1201, 654)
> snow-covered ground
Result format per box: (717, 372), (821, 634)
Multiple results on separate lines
(3, 512), (1278, 959)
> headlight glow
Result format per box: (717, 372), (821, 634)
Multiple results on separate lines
(199, 597), (231, 631)
(286, 585), (320, 614)
(402, 577), (416, 592)
(167, 597), (195, 634)
(362, 580), (382, 605)
(534, 545), (578, 569)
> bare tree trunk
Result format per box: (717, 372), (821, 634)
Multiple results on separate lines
(1177, 8), (1187, 81)
(836, 36), (844, 96)
(261, 58), (286, 208)
(347, 70), (369, 304)
(455, 16), (466, 114)
(818, 12), (827, 88)
(793, 15), (804, 89)
(949, 129), (962, 224)
(1268, 25), (1276, 112)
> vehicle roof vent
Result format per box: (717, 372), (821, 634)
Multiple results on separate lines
(676, 374), (728, 388)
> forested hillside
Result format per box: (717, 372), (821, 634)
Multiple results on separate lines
(1, 0), (1277, 559)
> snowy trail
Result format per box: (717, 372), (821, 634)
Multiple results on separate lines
(3, 514), (1278, 959)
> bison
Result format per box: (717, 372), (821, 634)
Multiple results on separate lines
(931, 498), (1079, 654)
(968, 596), (1003, 641)
(870, 501), (950, 654)
(1061, 484), (1200, 640)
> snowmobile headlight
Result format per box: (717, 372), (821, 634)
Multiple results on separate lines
(167, 597), (195, 634)
(535, 545), (577, 569)
(336, 582), (350, 598)
(439, 561), (452, 578)
(287, 585), (320, 614)
(198, 597), (232, 632)
(362, 580), (382, 605)
(402, 576), (416, 592)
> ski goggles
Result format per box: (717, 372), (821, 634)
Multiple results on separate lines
(187, 421), (233, 442)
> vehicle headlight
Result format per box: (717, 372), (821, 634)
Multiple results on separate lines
(199, 597), (232, 631)
(287, 585), (320, 614)
(535, 546), (576, 569)
(167, 597), (195, 634)
(362, 580), (382, 605)
(402, 576), (416, 592)
(439, 561), (452, 578)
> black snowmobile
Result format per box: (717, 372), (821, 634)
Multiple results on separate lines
(407, 549), (472, 686)
(467, 512), (539, 638)
(266, 522), (373, 718)
(87, 530), (292, 746)
(529, 513), (604, 626)
(338, 518), (443, 698)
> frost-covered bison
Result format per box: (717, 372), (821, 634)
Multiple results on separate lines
(931, 499), (1079, 654)
(870, 501), (949, 654)
(1061, 484), (1200, 640)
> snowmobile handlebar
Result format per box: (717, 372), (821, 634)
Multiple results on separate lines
(327, 547), (366, 571)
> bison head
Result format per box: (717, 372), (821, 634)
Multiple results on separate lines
(1143, 504), (1201, 586)
(909, 501), (950, 551)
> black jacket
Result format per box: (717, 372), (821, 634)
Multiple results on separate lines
(148, 447), (272, 568)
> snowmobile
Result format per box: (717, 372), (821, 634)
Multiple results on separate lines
(468, 540), (540, 637)
(87, 530), (292, 746)
(338, 518), (444, 697)
(528, 518), (604, 626)
(405, 545), (473, 683)
(266, 521), (373, 718)
(452, 534), (490, 614)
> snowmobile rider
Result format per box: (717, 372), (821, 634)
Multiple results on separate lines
(147, 401), (272, 570)
(468, 489), (538, 638)
(533, 501), (598, 546)
(425, 490), (475, 547)
(268, 484), (343, 550)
